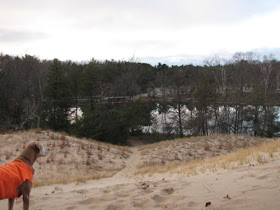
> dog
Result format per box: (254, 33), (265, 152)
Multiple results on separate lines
(0, 142), (49, 210)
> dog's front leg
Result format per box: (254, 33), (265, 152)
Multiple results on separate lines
(22, 180), (32, 210)
(23, 193), (30, 210)
(17, 180), (32, 210)
(8, 198), (14, 210)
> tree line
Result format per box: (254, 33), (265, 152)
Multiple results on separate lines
(0, 52), (280, 144)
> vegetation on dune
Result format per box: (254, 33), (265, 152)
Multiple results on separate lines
(0, 130), (131, 186)
(1, 130), (280, 184)
(136, 137), (280, 176)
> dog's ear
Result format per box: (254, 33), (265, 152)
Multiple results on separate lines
(35, 142), (49, 156)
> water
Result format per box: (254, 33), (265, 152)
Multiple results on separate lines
(69, 104), (280, 136)
(143, 104), (280, 136)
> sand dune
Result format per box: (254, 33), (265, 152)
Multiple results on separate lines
(1, 131), (280, 209)
(0, 130), (131, 186)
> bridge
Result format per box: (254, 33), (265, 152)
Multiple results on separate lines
(77, 96), (156, 106)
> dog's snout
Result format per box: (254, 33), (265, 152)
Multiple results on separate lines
(40, 146), (49, 156)
(44, 147), (49, 156)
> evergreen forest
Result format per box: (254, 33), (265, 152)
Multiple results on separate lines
(1, 52), (280, 144)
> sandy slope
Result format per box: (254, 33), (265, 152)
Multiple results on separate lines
(2, 148), (280, 210)
(0, 132), (280, 209)
(0, 131), (131, 186)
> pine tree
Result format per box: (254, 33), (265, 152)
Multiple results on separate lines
(42, 59), (73, 131)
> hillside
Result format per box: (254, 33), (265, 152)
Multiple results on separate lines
(1, 131), (280, 209)
(0, 130), (131, 186)
(136, 135), (279, 175)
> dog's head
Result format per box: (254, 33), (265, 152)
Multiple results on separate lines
(18, 142), (49, 167)
(25, 142), (49, 158)
(34, 142), (49, 157)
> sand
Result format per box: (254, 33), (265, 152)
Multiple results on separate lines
(0, 132), (280, 209)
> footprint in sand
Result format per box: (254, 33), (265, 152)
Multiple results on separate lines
(162, 187), (175, 195)
(105, 202), (126, 210)
(79, 197), (105, 205)
(75, 189), (88, 194)
(65, 206), (78, 210)
(152, 194), (169, 202)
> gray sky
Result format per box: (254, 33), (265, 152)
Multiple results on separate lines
(1, 0), (280, 65)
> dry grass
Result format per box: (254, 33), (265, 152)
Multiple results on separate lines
(138, 135), (277, 167)
(2, 130), (279, 186)
(0, 130), (131, 187)
(135, 140), (280, 176)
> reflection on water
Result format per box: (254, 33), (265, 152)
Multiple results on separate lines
(143, 104), (280, 136)
(70, 104), (280, 136)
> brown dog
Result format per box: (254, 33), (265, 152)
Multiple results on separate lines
(0, 142), (49, 210)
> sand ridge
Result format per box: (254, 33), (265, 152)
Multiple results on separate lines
(0, 131), (280, 209)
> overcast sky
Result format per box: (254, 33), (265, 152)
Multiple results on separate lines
(1, 0), (280, 65)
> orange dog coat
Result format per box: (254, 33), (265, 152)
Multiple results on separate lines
(0, 160), (33, 199)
